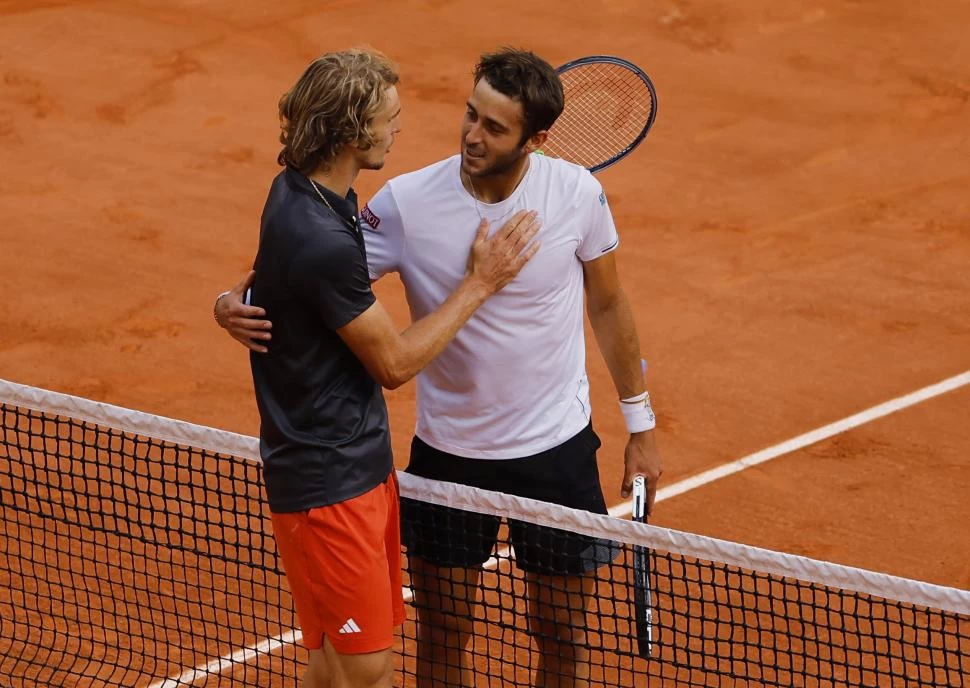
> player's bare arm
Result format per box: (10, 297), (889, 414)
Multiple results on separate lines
(583, 250), (663, 514)
(339, 211), (540, 389)
(216, 210), (540, 380)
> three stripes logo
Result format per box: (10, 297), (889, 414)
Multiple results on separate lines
(338, 618), (362, 634)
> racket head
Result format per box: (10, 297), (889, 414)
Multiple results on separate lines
(543, 55), (658, 173)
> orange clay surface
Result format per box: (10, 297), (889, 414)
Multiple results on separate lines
(1, 0), (968, 648)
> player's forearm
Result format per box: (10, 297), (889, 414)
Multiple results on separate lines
(382, 277), (492, 389)
(588, 290), (645, 399)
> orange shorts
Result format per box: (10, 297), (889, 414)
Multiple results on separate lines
(270, 473), (405, 654)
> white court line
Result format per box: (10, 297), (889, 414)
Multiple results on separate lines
(147, 369), (970, 688)
(608, 370), (970, 518)
(150, 631), (301, 688)
(149, 557), (509, 688)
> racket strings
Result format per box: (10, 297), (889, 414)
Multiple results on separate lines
(545, 62), (655, 171)
(557, 72), (650, 157)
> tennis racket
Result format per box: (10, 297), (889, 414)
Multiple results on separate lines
(542, 55), (658, 173)
(631, 475), (655, 658)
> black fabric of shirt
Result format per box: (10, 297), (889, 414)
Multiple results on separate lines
(249, 166), (392, 512)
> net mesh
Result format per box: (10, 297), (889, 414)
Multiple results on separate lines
(1, 380), (968, 687)
(544, 60), (656, 171)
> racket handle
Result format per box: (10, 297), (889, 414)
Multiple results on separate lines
(632, 475), (647, 522)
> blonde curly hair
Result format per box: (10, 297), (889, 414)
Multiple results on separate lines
(277, 48), (399, 174)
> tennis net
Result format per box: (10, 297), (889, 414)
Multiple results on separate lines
(1, 379), (968, 687)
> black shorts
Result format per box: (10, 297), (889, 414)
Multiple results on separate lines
(401, 423), (618, 576)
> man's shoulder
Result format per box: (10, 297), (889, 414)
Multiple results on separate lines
(534, 153), (600, 201)
(262, 181), (351, 251)
(541, 154), (595, 180)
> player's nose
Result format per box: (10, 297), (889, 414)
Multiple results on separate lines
(464, 122), (483, 145)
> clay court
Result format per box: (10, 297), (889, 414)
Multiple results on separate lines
(1, 0), (968, 686)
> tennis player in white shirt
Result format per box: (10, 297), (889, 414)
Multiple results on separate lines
(216, 48), (661, 688)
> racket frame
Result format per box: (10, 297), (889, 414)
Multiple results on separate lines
(554, 55), (659, 173)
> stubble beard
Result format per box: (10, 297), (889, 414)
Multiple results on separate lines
(463, 146), (527, 180)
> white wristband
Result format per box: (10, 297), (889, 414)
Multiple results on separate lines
(620, 391), (656, 433)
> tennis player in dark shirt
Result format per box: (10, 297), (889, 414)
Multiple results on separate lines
(244, 49), (539, 688)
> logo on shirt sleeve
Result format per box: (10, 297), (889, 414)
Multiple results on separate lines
(598, 190), (607, 206)
(360, 204), (381, 230)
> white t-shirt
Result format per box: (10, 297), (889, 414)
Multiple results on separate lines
(362, 153), (619, 459)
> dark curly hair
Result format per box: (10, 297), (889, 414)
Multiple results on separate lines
(474, 48), (564, 144)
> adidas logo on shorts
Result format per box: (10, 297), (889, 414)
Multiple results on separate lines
(338, 618), (362, 634)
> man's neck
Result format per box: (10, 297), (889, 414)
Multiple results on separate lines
(464, 155), (530, 204)
(308, 153), (360, 198)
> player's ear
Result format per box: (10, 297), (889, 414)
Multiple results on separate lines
(523, 130), (549, 154)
